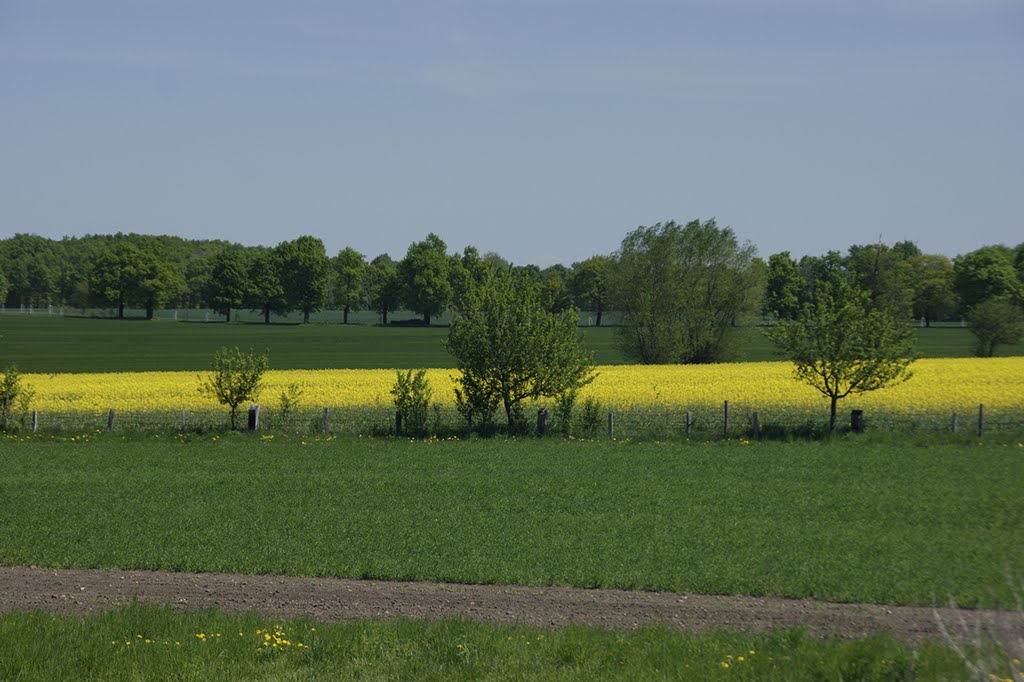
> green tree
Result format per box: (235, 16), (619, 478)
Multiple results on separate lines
(767, 280), (917, 434)
(390, 369), (432, 437)
(449, 246), (492, 312)
(0, 364), (27, 431)
(445, 270), (595, 431)
(209, 249), (249, 322)
(763, 252), (804, 320)
(399, 233), (451, 325)
(279, 236), (331, 324)
(365, 254), (401, 325)
(333, 247), (366, 324)
(537, 264), (572, 313)
(88, 242), (146, 318)
(198, 346), (269, 429)
(245, 249), (288, 324)
(137, 254), (185, 320)
(0, 269), (8, 307)
(954, 245), (1023, 310)
(569, 255), (613, 326)
(845, 243), (913, 315)
(909, 254), (958, 326)
(966, 299), (1024, 357)
(614, 219), (759, 364)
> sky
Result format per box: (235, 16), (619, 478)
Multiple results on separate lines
(1, 1), (1021, 267)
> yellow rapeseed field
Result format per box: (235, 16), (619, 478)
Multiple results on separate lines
(22, 358), (1024, 416)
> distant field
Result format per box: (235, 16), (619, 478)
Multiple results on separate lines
(1, 314), (1019, 373)
(1, 436), (1020, 608)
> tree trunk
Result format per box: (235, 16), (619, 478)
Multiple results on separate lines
(146, 299), (155, 320)
(382, 309), (389, 325)
(829, 395), (838, 434)
(263, 305), (271, 324)
(304, 309), (310, 324)
(424, 312), (431, 325)
(343, 306), (349, 325)
(596, 308), (602, 327)
(225, 309), (231, 323)
(117, 298), (125, 320)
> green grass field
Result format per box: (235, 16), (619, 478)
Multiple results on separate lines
(1, 314), (1019, 372)
(0, 605), (978, 681)
(1, 435), (1020, 608)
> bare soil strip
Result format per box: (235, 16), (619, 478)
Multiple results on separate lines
(1, 566), (1019, 645)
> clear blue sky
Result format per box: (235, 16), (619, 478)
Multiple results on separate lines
(2, 0), (1021, 266)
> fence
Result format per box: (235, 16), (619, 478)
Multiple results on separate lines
(5, 402), (1022, 441)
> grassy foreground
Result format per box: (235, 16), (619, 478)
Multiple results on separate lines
(1, 315), (1020, 372)
(1, 436), (1021, 608)
(0, 604), (982, 681)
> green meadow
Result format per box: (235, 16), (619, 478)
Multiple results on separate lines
(1, 313), (1018, 373)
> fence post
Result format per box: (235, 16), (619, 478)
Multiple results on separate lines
(537, 408), (548, 436)
(247, 404), (260, 431)
(977, 403), (984, 437)
(752, 411), (760, 440)
(851, 409), (864, 433)
(180, 410), (186, 434)
(607, 412), (614, 438)
(322, 407), (329, 434)
(685, 411), (692, 437)
(951, 411), (957, 434)
(723, 400), (729, 438)
(107, 408), (115, 431)
(32, 410), (38, 433)
(395, 411), (403, 437)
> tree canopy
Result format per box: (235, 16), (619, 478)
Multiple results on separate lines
(445, 270), (595, 430)
(614, 219), (760, 364)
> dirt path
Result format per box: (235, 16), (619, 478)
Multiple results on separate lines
(1, 566), (1019, 645)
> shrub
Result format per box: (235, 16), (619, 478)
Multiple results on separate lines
(198, 347), (269, 430)
(391, 369), (432, 437)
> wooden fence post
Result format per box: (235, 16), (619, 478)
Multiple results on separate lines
(107, 408), (115, 431)
(951, 411), (957, 434)
(685, 411), (692, 437)
(247, 404), (260, 431)
(607, 412), (614, 438)
(977, 403), (984, 437)
(537, 408), (548, 436)
(322, 407), (329, 434)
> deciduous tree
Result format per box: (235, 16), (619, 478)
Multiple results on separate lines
(966, 299), (1024, 357)
(399, 233), (451, 325)
(333, 247), (366, 324)
(279, 236), (331, 324)
(767, 280), (917, 434)
(614, 219), (759, 364)
(445, 270), (595, 431)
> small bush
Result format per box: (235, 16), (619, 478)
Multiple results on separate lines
(0, 364), (29, 431)
(198, 347), (269, 430)
(391, 369), (432, 437)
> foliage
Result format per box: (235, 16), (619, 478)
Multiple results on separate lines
(0, 364), (27, 431)
(614, 219), (760, 363)
(197, 346), (269, 429)
(909, 254), (958, 325)
(87, 242), (146, 319)
(278, 383), (304, 423)
(569, 255), (613, 326)
(278, 236), (331, 324)
(763, 251), (804, 320)
(445, 270), (595, 430)
(399, 233), (451, 325)
(390, 369), (432, 437)
(332, 247), (366, 324)
(364, 254), (401, 325)
(845, 242), (914, 315)
(767, 280), (917, 433)
(954, 245), (1024, 310)
(208, 249), (249, 322)
(0, 269), (8, 306)
(244, 249), (288, 324)
(967, 299), (1024, 357)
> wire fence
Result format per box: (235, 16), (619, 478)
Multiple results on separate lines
(5, 402), (1022, 441)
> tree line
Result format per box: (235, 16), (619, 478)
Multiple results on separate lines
(1, 226), (1022, 356)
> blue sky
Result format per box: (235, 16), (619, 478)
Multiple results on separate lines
(2, 0), (1021, 266)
